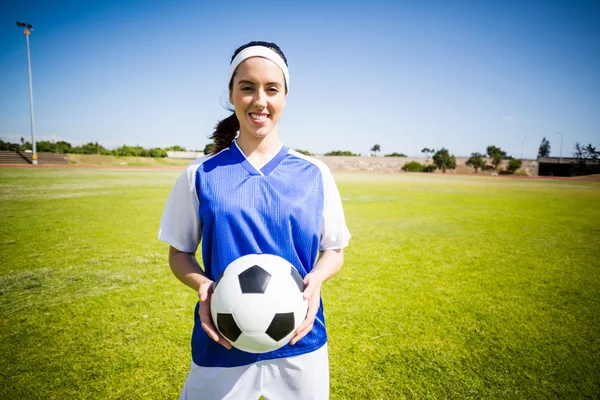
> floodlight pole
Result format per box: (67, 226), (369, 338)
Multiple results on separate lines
(17, 22), (37, 164)
(555, 132), (563, 163)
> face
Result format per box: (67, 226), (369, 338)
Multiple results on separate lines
(229, 57), (287, 141)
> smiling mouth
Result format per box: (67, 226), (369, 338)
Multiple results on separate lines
(249, 113), (269, 122)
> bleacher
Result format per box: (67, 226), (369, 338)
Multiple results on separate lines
(0, 151), (69, 165)
(0, 151), (29, 165)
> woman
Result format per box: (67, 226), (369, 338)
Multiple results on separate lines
(159, 41), (351, 399)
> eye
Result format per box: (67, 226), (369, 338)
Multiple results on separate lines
(241, 86), (254, 92)
(268, 87), (280, 93)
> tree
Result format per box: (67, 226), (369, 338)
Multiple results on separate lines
(573, 142), (585, 174)
(324, 150), (358, 156)
(203, 143), (215, 155)
(0, 139), (21, 151)
(74, 142), (110, 155)
(294, 149), (314, 156)
(147, 148), (167, 157)
(36, 141), (54, 152)
(538, 137), (551, 158)
(465, 152), (486, 173)
(384, 152), (407, 157)
(432, 148), (456, 173)
(574, 142), (599, 175)
(55, 141), (72, 154)
(486, 145), (506, 169)
(583, 144), (599, 160)
(370, 144), (381, 155)
(164, 145), (187, 152)
(506, 158), (523, 174)
(421, 148), (435, 158)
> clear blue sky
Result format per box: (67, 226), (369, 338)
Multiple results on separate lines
(1, 0), (599, 158)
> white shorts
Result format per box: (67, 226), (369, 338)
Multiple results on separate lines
(179, 343), (329, 400)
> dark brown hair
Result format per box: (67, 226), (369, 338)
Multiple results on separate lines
(209, 41), (288, 154)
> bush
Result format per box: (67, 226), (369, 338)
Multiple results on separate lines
(324, 150), (359, 156)
(294, 149), (314, 156)
(384, 152), (407, 157)
(203, 143), (215, 155)
(147, 148), (167, 158)
(506, 158), (523, 174)
(423, 164), (436, 172)
(402, 161), (425, 172)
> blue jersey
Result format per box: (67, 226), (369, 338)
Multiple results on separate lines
(159, 141), (350, 367)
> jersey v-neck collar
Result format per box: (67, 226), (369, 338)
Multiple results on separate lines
(231, 140), (289, 176)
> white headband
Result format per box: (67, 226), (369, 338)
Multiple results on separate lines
(228, 46), (289, 90)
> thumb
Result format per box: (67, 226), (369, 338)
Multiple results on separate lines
(302, 276), (318, 300)
(199, 281), (213, 302)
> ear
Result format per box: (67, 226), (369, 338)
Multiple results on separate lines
(229, 90), (234, 106)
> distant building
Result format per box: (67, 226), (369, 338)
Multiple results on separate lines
(166, 151), (204, 159)
(538, 157), (600, 177)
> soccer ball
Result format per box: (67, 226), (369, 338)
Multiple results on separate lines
(210, 254), (308, 353)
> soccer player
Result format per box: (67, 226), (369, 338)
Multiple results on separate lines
(159, 41), (351, 399)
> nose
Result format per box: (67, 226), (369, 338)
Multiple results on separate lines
(254, 89), (267, 108)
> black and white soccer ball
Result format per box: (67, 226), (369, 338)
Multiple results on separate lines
(210, 254), (308, 354)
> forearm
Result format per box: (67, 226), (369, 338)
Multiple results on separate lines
(168, 246), (211, 291)
(310, 248), (344, 283)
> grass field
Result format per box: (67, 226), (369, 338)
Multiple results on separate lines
(1, 168), (599, 399)
(66, 154), (193, 167)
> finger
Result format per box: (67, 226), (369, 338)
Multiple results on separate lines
(295, 317), (314, 335)
(290, 324), (313, 345)
(201, 321), (232, 349)
(198, 282), (213, 302)
(295, 303), (317, 333)
(291, 292), (319, 345)
(198, 301), (218, 340)
(303, 279), (322, 301)
(302, 282), (317, 300)
(305, 292), (320, 319)
(302, 274), (317, 294)
(201, 321), (220, 342)
(217, 337), (233, 350)
(295, 291), (319, 333)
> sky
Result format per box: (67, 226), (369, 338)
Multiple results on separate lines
(1, 0), (599, 158)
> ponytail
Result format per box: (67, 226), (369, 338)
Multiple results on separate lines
(210, 113), (239, 154)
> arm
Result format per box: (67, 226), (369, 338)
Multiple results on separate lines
(289, 248), (344, 345)
(169, 246), (232, 349)
(168, 245), (209, 291)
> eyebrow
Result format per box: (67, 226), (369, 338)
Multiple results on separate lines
(237, 79), (283, 87)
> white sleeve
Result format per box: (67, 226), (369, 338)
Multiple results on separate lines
(158, 163), (202, 253)
(319, 167), (351, 251)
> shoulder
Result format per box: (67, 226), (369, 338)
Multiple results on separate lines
(181, 148), (231, 179)
(287, 149), (332, 177)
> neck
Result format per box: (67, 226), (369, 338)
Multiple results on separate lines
(236, 130), (281, 159)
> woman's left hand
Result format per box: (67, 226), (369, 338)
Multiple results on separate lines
(290, 272), (323, 345)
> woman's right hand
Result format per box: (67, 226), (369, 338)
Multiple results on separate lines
(198, 281), (232, 350)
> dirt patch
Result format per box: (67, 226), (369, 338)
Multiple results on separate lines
(2, 159), (599, 181)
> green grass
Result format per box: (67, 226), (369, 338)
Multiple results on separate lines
(1, 169), (599, 399)
(66, 153), (193, 166)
